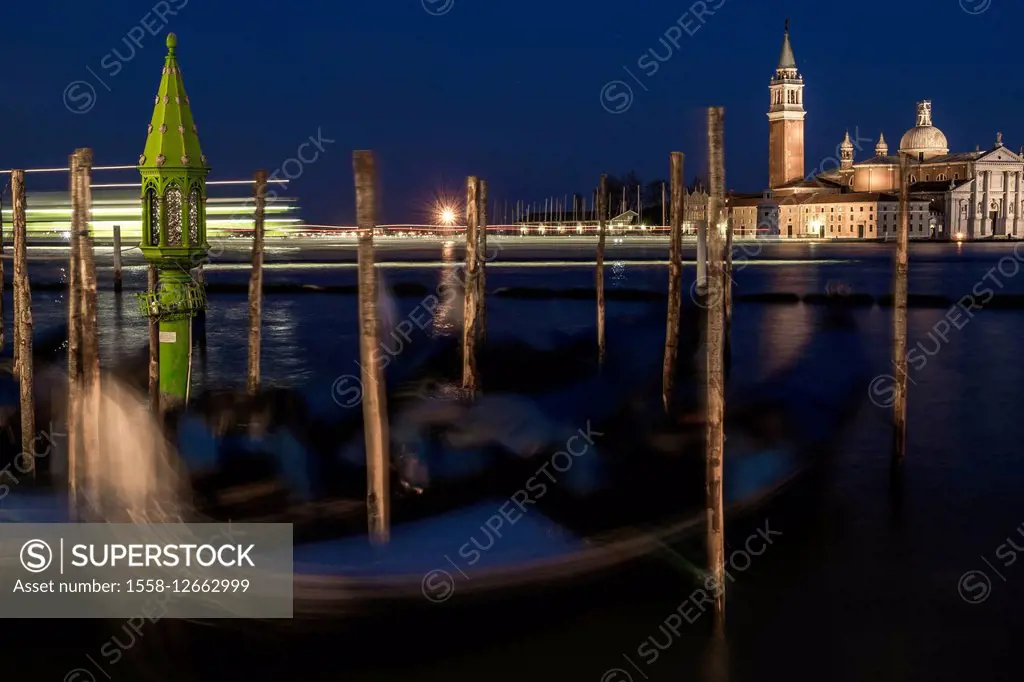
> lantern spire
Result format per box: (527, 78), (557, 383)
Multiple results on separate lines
(139, 33), (207, 171)
(136, 32), (211, 406)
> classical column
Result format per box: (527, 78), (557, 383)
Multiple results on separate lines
(982, 170), (992, 237)
(944, 192), (952, 239)
(1002, 170), (1010, 236)
(968, 177), (977, 237)
(1015, 171), (1022, 236)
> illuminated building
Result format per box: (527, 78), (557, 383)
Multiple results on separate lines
(767, 19), (805, 190)
(757, 21), (1023, 240)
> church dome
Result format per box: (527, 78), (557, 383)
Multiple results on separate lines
(899, 100), (948, 158)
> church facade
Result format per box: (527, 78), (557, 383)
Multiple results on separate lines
(746, 23), (1024, 240)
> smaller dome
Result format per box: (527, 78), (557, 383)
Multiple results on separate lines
(840, 130), (854, 150)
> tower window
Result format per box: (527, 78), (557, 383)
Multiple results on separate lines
(938, 174), (946, 181)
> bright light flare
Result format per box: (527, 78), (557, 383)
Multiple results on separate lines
(432, 199), (459, 226)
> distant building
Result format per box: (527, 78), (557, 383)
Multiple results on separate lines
(757, 22), (1024, 240)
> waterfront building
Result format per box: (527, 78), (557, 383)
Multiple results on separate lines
(757, 22), (1024, 240)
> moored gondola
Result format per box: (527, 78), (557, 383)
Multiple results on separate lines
(0, 302), (869, 622)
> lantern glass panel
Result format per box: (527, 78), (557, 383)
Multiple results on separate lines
(146, 188), (159, 246)
(166, 185), (183, 246)
(188, 187), (200, 245)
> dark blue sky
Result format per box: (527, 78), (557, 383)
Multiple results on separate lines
(1, 0), (1018, 223)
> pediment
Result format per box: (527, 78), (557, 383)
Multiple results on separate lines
(975, 146), (1022, 164)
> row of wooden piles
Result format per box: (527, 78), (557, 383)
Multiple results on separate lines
(330, 110), (734, 626)
(329, 106), (913, 637)
(0, 110), (910, 637)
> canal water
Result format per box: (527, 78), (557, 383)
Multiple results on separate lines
(9, 240), (1024, 681)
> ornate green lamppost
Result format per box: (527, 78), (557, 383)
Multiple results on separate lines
(137, 33), (208, 405)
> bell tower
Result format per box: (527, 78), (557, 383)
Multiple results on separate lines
(767, 19), (805, 188)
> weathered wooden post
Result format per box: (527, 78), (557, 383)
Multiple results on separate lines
(246, 169), (267, 394)
(353, 150), (390, 544)
(76, 149), (101, 508)
(477, 179), (488, 343)
(705, 107), (727, 631)
(11, 170), (34, 476)
(462, 176), (480, 394)
(147, 265), (160, 416)
(662, 152), (684, 412)
(724, 195), (733, 362)
(596, 174), (607, 364)
(12, 182), (22, 377)
(893, 155), (910, 461)
(112, 224), (123, 292)
(697, 184), (709, 292)
(67, 153), (82, 508)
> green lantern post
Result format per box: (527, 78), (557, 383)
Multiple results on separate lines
(137, 33), (209, 406)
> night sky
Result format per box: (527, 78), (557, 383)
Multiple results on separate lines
(1, 0), (1018, 224)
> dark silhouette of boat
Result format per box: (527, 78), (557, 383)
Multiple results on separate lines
(0, 300), (868, 618)
(163, 301), (868, 615)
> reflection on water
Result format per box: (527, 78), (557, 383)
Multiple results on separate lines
(434, 241), (461, 336)
(750, 304), (814, 380)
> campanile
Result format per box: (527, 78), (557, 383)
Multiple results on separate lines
(767, 20), (805, 188)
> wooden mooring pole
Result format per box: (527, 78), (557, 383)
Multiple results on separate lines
(76, 149), (100, 512)
(596, 174), (608, 364)
(247, 170), (268, 395)
(893, 155), (910, 462)
(112, 224), (123, 293)
(147, 265), (160, 417)
(705, 107), (727, 632)
(67, 153), (82, 510)
(12, 170), (34, 476)
(477, 179), (488, 344)
(12, 182), (21, 378)
(696, 183), (709, 292)
(662, 152), (684, 412)
(462, 176), (480, 394)
(353, 150), (390, 544)
(724, 195), (733, 363)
